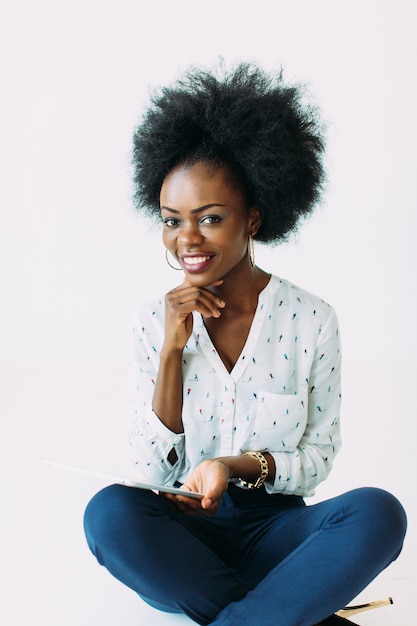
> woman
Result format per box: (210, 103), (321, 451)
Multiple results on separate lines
(84, 64), (407, 626)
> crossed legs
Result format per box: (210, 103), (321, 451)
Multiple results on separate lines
(84, 485), (406, 626)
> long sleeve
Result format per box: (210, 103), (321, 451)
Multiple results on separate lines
(128, 303), (187, 485)
(266, 306), (342, 495)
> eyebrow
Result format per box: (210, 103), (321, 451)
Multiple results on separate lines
(160, 203), (226, 214)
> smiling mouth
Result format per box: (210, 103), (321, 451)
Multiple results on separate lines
(182, 256), (212, 265)
(180, 255), (215, 272)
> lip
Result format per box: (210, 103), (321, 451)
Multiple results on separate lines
(180, 254), (216, 274)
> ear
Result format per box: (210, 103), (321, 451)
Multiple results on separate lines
(248, 206), (262, 237)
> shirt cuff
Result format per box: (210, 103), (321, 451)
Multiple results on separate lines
(146, 407), (185, 457)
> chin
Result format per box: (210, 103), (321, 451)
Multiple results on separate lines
(184, 270), (223, 286)
(185, 272), (213, 284)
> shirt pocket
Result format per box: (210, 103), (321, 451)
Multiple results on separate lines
(245, 390), (308, 452)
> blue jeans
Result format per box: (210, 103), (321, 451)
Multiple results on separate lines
(84, 484), (406, 626)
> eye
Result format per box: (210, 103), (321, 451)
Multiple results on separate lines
(163, 217), (181, 228)
(200, 215), (222, 225)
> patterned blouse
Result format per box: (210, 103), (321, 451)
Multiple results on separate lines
(128, 275), (342, 496)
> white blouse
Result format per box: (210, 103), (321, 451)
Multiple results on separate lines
(128, 275), (342, 496)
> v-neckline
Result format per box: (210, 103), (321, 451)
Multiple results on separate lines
(193, 276), (276, 383)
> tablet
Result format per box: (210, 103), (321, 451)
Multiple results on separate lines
(44, 460), (203, 499)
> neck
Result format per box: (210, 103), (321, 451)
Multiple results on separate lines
(209, 262), (270, 314)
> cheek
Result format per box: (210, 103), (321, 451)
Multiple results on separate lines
(222, 228), (248, 253)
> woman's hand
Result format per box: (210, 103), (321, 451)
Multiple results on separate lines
(152, 280), (224, 434)
(163, 280), (225, 352)
(165, 459), (230, 516)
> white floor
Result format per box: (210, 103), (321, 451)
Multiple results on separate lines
(2, 362), (415, 626)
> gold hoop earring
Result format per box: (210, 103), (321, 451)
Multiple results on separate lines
(165, 249), (182, 271)
(249, 236), (255, 267)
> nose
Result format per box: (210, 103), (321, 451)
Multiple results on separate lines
(177, 222), (204, 248)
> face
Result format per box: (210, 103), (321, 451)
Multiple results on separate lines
(160, 162), (260, 285)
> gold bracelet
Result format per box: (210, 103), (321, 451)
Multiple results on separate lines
(237, 451), (269, 489)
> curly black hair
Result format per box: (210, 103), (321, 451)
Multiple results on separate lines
(132, 62), (325, 244)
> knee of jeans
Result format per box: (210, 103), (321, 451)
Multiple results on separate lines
(352, 487), (407, 548)
(83, 484), (127, 561)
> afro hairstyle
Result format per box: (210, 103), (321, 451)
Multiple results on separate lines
(132, 62), (326, 244)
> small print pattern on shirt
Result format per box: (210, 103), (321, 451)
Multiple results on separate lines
(128, 275), (342, 496)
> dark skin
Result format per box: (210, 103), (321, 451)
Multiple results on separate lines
(152, 161), (275, 515)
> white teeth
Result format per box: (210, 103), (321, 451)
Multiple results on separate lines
(183, 256), (211, 265)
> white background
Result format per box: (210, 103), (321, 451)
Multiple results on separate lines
(1, 1), (416, 624)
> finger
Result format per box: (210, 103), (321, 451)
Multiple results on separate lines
(200, 498), (220, 515)
(170, 284), (225, 309)
(179, 299), (222, 319)
(175, 493), (203, 507)
(167, 291), (225, 318)
(173, 285), (225, 309)
(179, 483), (195, 494)
(162, 492), (177, 504)
(169, 291), (225, 313)
(174, 495), (204, 514)
(162, 492), (198, 513)
(201, 496), (213, 510)
(201, 482), (227, 509)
